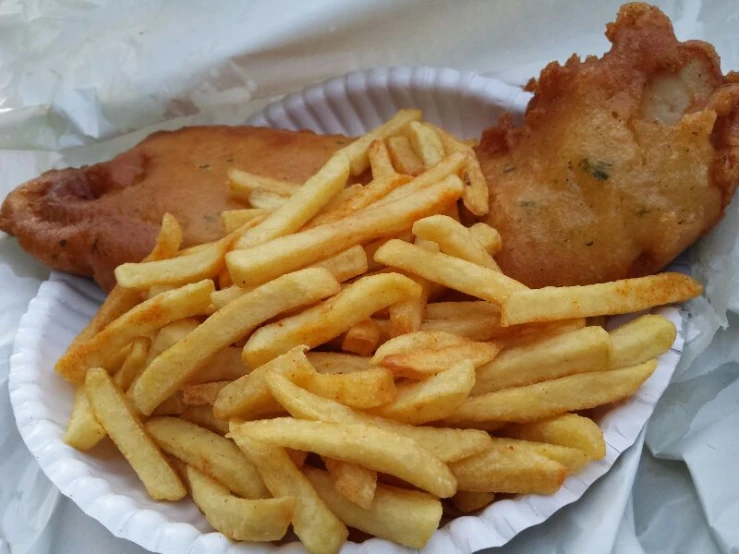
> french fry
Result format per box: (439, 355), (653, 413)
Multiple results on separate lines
(387, 272), (432, 337)
(324, 458), (377, 509)
(468, 223), (502, 255)
(387, 135), (425, 176)
(266, 372), (492, 462)
(181, 381), (229, 406)
(443, 359), (658, 425)
(217, 267), (232, 289)
(368, 139), (398, 179)
(63, 384), (107, 450)
(145, 417), (269, 499)
(372, 330), (466, 363)
(180, 405), (230, 435)
(610, 314), (677, 369)
(131, 268), (339, 415)
(490, 437), (590, 474)
(420, 314), (585, 343)
(151, 393), (186, 416)
(220, 209), (268, 234)
(145, 285), (176, 300)
(501, 273), (703, 325)
(113, 337), (150, 391)
(371, 360), (475, 424)
(230, 433), (348, 554)
(412, 215), (497, 269)
(424, 301), (499, 319)
(364, 231), (414, 272)
(448, 442), (567, 494)
(243, 273), (421, 368)
(56, 280), (214, 384)
(342, 318), (383, 356)
(231, 418), (457, 497)
(248, 188), (288, 211)
(374, 239), (526, 304)
(473, 326), (613, 395)
(338, 109), (422, 175)
(226, 175), (463, 288)
(303, 367), (396, 409)
(213, 346), (314, 420)
(502, 414), (606, 461)
(187, 346), (247, 384)
(85, 368), (186, 501)
(451, 491), (495, 513)
(228, 168), (301, 197)
(306, 352), (372, 374)
(185, 465), (294, 541)
(305, 467), (442, 549)
(236, 153), (350, 249)
(407, 121), (445, 168)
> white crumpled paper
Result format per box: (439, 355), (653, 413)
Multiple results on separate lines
(1, 1), (738, 553)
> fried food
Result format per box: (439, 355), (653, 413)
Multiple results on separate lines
(477, 3), (739, 287)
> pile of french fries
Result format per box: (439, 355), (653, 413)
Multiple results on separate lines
(56, 110), (702, 554)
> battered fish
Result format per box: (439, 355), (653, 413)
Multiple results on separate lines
(477, 3), (739, 287)
(0, 126), (350, 291)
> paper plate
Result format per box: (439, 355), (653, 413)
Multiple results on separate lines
(9, 66), (686, 554)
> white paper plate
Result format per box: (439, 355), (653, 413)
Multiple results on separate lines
(9, 66), (686, 554)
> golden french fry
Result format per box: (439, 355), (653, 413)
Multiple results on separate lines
(248, 188), (287, 211)
(374, 239), (526, 304)
(220, 209), (268, 234)
(364, 231), (414, 272)
(243, 273), (421, 368)
(372, 330), (467, 364)
(324, 458), (377, 509)
(338, 109), (422, 175)
(468, 222), (502, 255)
(146, 416), (268, 499)
(610, 314), (677, 369)
(501, 273), (703, 325)
(490, 437), (589, 475)
(303, 367), (396, 409)
(145, 285), (176, 300)
(266, 372), (491, 462)
(342, 318), (383, 356)
(181, 381), (229, 406)
(131, 268), (339, 415)
(68, 213), (182, 349)
(449, 442), (566, 494)
(185, 465), (294, 541)
(236, 153), (350, 249)
(213, 346), (314, 420)
(180, 405), (230, 435)
(387, 272), (431, 337)
(451, 491), (495, 513)
(151, 393), (186, 416)
(412, 215), (497, 269)
(187, 346), (247, 384)
(101, 343), (133, 374)
(56, 280), (214, 384)
(473, 326), (613, 395)
(387, 135), (425, 176)
(305, 467), (442, 549)
(502, 414), (606, 460)
(209, 286), (246, 311)
(306, 352), (372, 374)
(371, 360), (475, 424)
(368, 139), (398, 179)
(63, 384), (107, 450)
(85, 368), (186, 501)
(421, 315), (585, 343)
(228, 168), (301, 197)
(379, 338), (500, 379)
(231, 418), (457, 497)
(113, 337), (150, 391)
(226, 175), (464, 288)
(407, 121), (444, 168)
(444, 360), (658, 425)
(424, 301), (499, 319)
(230, 433), (348, 554)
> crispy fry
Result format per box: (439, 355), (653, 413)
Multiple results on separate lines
(501, 273), (703, 325)
(131, 268), (339, 415)
(181, 381), (229, 406)
(408, 121), (445, 168)
(379, 338), (500, 379)
(180, 405), (230, 435)
(243, 273), (421, 368)
(342, 318), (383, 356)
(220, 209), (268, 234)
(490, 437), (590, 474)
(113, 337), (150, 391)
(502, 414), (606, 461)
(187, 346), (247, 384)
(364, 231), (414, 272)
(306, 352), (372, 374)
(368, 139), (398, 179)
(610, 314), (677, 369)
(85, 368), (186, 500)
(412, 215), (497, 269)
(372, 330), (467, 363)
(387, 135), (425, 176)
(387, 272), (431, 337)
(303, 367), (396, 409)
(228, 168), (301, 197)
(468, 222), (502, 255)
(248, 188), (287, 211)
(63, 384), (107, 450)
(424, 301), (499, 319)
(324, 458), (377, 509)
(451, 491), (495, 513)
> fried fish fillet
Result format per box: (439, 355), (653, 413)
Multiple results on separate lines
(477, 2), (739, 288)
(0, 126), (350, 291)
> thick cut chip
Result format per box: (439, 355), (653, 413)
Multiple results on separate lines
(451, 491), (495, 513)
(407, 121), (445, 168)
(243, 273), (421, 368)
(468, 223), (502, 255)
(63, 384), (107, 450)
(266, 372), (491, 462)
(306, 352), (372, 374)
(489, 437), (590, 474)
(368, 139), (398, 180)
(85, 368), (186, 501)
(371, 360), (476, 424)
(610, 314), (677, 369)
(230, 432), (348, 554)
(304, 367), (396, 409)
(412, 215), (497, 269)
(501, 273), (703, 325)
(221, 209), (268, 234)
(324, 458), (377, 509)
(131, 268), (339, 415)
(113, 337), (150, 391)
(185, 465), (294, 541)
(146, 416), (268, 499)
(231, 418), (457, 497)
(379, 338), (500, 379)
(226, 175), (464, 288)
(387, 135), (425, 176)
(473, 326), (613, 395)
(502, 414), (606, 460)
(374, 240), (526, 304)
(236, 153), (350, 249)
(449, 442), (567, 494)
(56, 280), (214, 384)
(372, 330), (467, 364)
(305, 467), (442, 549)
(342, 318), (383, 356)
(228, 168), (301, 197)
(444, 360), (658, 424)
